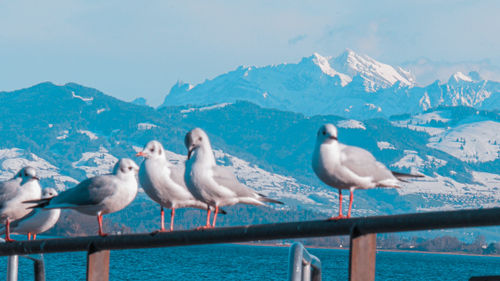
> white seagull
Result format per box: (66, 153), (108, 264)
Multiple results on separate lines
(0, 166), (42, 242)
(184, 128), (283, 229)
(137, 140), (226, 232)
(1, 188), (60, 240)
(27, 158), (139, 236)
(312, 123), (423, 219)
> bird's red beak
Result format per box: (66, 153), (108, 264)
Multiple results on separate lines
(136, 151), (146, 157)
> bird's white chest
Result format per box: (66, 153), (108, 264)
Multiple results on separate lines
(101, 177), (138, 214)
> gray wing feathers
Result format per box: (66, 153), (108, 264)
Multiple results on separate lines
(52, 176), (115, 207)
(341, 146), (394, 182)
(169, 165), (187, 188)
(0, 180), (19, 206)
(213, 166), (257, 197)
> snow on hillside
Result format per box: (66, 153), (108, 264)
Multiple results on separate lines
(337, 119), (366, 130)
(180, 103), (232, 114)
(449, 72), (473, 83)
(71, 91), (93, 103)
(0, 148), (78, 190)
(137, 123), (158, 130)
(397, 171), (500, 210)
(78, 130), (98, 140)
(330, 49), (415, 91)
(377, 141), (396, 150)
(312, 53), (352, 86)
(428, 121), (500, 163)
(391, 121), (446, 136)
(72, 146), (118, 177)
(391, 150), (447, 172)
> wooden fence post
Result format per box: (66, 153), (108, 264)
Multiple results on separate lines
(87, 245), (110, 281)
(349, 227), (376, 281)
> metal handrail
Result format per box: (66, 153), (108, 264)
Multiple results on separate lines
(288, 243), (321, 281)
(1, 207), (500, 256)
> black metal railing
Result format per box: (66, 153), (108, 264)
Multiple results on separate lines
(2, 207), (500, 281)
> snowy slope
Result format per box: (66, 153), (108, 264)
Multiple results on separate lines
(428, 121), (500, 163)
(330, 49), (415, 91)
(0, 148), (78, 190)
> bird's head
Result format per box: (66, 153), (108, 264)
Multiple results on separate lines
(15, 166), (39, 181)
(113, 158), (139, 176)
(42, 188), (58, 198)
(136, 140), (165, 159)
(185, 128), (210, 160)
(316, 123), (338, 144)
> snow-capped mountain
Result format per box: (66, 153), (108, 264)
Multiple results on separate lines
(160, 50), (499, 119)
(330, 49), (415, 91)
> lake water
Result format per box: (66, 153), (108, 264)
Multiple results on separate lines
(1, 243), (500, 280)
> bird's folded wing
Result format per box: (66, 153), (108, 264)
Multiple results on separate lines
(169, 164), (188, 188)
(213, 165), (255, 197)
(0, 180), (20, 205)
(340, 145), (394, 181)
(51, 176), (116, 207)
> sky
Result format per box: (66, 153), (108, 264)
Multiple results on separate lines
(1, 0), (499, 106)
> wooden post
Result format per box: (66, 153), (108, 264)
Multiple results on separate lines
(349, 227), (376, 281)
(86, 246), (110, 281)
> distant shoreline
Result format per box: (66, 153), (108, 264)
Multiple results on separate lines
(233, 242), (500, 258)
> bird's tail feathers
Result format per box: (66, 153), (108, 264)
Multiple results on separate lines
(259, 194), (284, 205)
(23, 198), (52, 209)
(391, 171), (424, 182)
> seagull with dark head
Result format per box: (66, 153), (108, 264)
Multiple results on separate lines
(312, 123), (423, 219)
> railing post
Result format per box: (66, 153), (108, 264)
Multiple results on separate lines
(86, 246), (110, 281)
(34, 255), (46, 281)
(7, 255), (18, 281)
(349, 227), (376, 281)
(288, 242), (321, 281)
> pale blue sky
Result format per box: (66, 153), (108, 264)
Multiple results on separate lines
(1, 0), (499, 105)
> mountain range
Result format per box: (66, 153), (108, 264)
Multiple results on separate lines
(0, 49), (499, 240)
(161, 50), (500, 119)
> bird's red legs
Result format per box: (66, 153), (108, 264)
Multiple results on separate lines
(196, 208), (212, 230)
(328, 189), (347, 220)
(5, 219), (15, 242)
(160, 206), (165, 232)
(211, 206), (219, 227)
(33, 234), (37, 240)
(347, 190), (354, 218)
(97, 214), (108, 237)
(170, 208), (175, 231)
(28, 232), (32, 240)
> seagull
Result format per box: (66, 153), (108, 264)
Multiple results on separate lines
(137, 140), (226, 232)
(312, 123), (423, 219)
(184, 128), (283, 229)
(0, 166), (42, 242)
(1, 188), (60, 240)
(27, 158), (139, 236)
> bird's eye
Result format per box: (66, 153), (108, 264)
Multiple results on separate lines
(128, 166), (133, 171)
(150, 148), (154, 152)
(198, 137), (202, 141)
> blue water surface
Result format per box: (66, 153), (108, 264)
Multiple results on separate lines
(1, 244), (500, 280)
